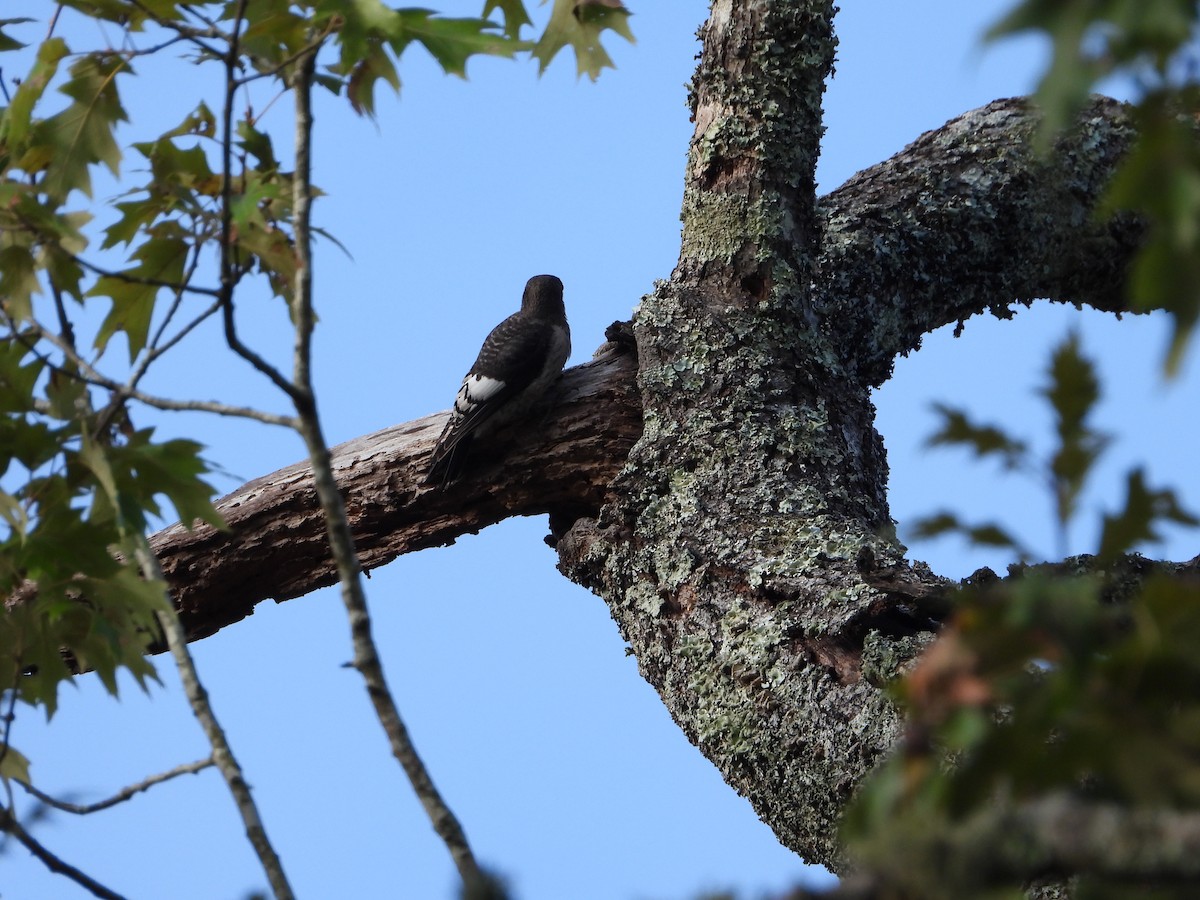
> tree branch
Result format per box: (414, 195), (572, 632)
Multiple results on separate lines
(136, 545), (296, 900)
(820, 96), (1141, 386)
(19, 758), (214, 815)
(149, 343), (640, 644)
(0, 804), (127, 900)
(285, 45), (488, 892)
(8, 315), (297, 427)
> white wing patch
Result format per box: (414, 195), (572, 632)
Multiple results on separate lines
(454, 373), (505, 416)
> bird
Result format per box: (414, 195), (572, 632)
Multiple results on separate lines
(425, 274), (571, 485)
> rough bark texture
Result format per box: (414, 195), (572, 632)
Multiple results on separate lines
(143, 1), (1152, 872)
(152, 341), (640, 643)
(552, 2), (1141, 871)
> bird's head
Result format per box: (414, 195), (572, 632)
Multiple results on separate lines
(521, 274), (565, 321)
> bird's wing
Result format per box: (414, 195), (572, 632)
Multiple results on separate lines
(426, 313), (554, 480)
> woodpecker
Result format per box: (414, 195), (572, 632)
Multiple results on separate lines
(426, 274), (571, 484)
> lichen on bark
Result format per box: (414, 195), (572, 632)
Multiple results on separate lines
(555, 1), (1144, 869)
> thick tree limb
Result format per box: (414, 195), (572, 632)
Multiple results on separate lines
(150, 342), (640, 643)
(820, 95), (1141, 386)
(555, 3), (1148, 874)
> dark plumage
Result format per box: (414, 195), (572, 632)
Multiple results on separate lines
(426, 275), (571, 484)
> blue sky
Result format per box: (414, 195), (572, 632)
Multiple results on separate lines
(4, 3), (1198, 899)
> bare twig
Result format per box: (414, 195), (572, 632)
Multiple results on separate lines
(0, 804), (127, 900)
(46, 5), (64, 42)
(6, 314), (297, 427)
(50, 282), (78, 354)
(136, 232), (208, 371)
(127, 297), (221, 391)
(103, 33), (193, 60)
(286, 46), (491, 893)
(19, 757), (215, 815)
(131, 544), (295, 900)
(72, 254), (221, 297)
(127, 0), (227, 57)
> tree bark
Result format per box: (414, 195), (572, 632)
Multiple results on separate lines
(145, 1), (1148, 871)
(151, 341), (640, 644)
(555, 2), (1140, 870)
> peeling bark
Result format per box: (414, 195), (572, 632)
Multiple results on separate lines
(143, 2), (1155, 873)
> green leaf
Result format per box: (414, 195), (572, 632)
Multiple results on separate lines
(114, 430), (223, 530)
(0, 337), (47, 415)
(345, 41), (400, 117)
(1042, 331), (1108, 529)
(0, 37), (67, 150)
(43, 243), (87, 303)
(533, 0), (634, 81)
(241, 3), (311, 73)
(237, 119), (278, 172)
(0, 418), (60, 474)
(76, 427), (222, 534)
(58, 0), (187, 29)
(135, 136), (220, 194)
(1102, 96), (1200, 373)
(0, 245), (40, 321)
(73, 565), (167, 696)
(394, 11), (518, 78)
(230, 171), (285, 233)
(909, 511), (1030, 557)
(0, 744), (31, 785)
(90, 227), (189, 360)
(321, 1), (526, 115)
(926, 402), (1029, 470)
(232, 222), (297, 302)
(162, 101), (216, 140)
(33, 51), (130, 201)
(103, 197), (162, 250)
(483, 0), (533, 39)
(1097, 468), (1199, 561)
(0, 17), (33, 54)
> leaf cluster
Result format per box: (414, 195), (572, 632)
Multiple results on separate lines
(0, 334), (222, 715)
(846, 564), (1200, 898)
(850, 334), (1199, 892)
(911, 332), (1194, 562)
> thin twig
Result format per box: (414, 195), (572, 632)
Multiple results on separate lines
(19, 757), (215, 815)
(136, 233), (206, 370)
(0, 804), (128, 900)
(216, 0), (301, 404)
(132, 544), (295, 900)
(108, 33), (192, 60)
(46, 4), (64, 41)
(127, 0), (227, 57)
(135, 296), (222, 380)
(6, 316), (297, 427)
(235, 22), (339, 90)
(50, 282), (78, 354)
(73, 253), (221, 297)
(287, 45), (491, 893)
(123, 229), (219, 398)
